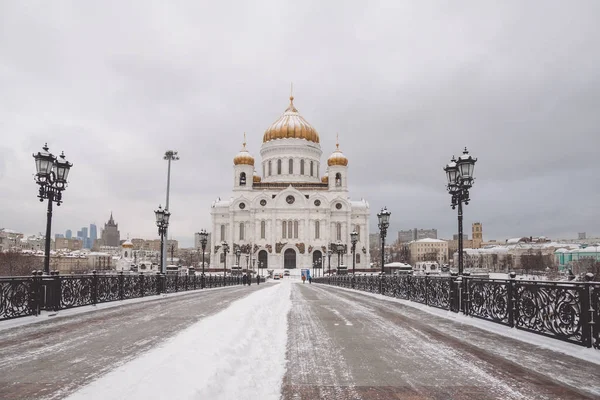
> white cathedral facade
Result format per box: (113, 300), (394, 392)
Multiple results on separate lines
(210, 95), (370, 271)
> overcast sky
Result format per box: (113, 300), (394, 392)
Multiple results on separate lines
(1, 1), (599, 248)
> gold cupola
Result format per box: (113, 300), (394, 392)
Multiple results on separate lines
(233, 134), (255, 166)
(321, 175), (329, 183)
(263, 96), (320, 143)
(253, 170), (261, 183)
(327, 136), (348, 166)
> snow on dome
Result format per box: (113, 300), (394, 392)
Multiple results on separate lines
(122, 240), (134, 248)
(263, 96), (320, 143)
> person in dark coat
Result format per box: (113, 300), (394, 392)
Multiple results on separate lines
(308, 276), (312, 284)
(242, 274), (247, 285)
(256, 274), (260, 285)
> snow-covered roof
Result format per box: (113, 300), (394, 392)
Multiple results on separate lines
(414, 238), (446, 244)
(384, 262), (412, 269)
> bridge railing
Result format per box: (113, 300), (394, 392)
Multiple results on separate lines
(314, 274), (600, 350)
(0, 271), (246, 322)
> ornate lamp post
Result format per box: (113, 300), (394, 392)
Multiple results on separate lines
(222, 241), (230, 277)
(33, 144), (73, 274)
(198, 229), (208, 287)
(336, 241), (345, 274)
(377, 207), (391, 274)
(350, 230), (358, 276)
(235, 248), (241, 276)
(327, 248), (332, 276)
(245, 254), (249, 273)
(444, 148), (477, 275)
(252, 258), (256, 276)
(155, 205), (171, 274)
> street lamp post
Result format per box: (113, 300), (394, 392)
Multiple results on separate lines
(327, 248), (332, 276)
(336, 241), (344, 274)
(155, 205), (171, 274)
(222, 241), (230, 277)
(377, 207), (391, 274)
(162, 150), (179, 274)
(444, 148), (477, 275)
(350, 230), (358, 276)
(252, 258), (256, 277)
(235, 248), (241, 278)
(198, 229), (208, 288)
(33, 144), (73, 275)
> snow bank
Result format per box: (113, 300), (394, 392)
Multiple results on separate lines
(66, 281), (291, 400)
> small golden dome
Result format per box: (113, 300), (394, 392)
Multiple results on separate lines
(321, 175), (328, 183)
(253, 171), (261, 183)
(122, 240), (134, 248)
(263, 96), (320, 143)
(233, 134), (255, 166)
(327, 139), (348, 167)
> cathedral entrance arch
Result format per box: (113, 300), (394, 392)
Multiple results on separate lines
(284, 249), (296, 269)
(312, 250), (322, 268)
(258, 250), (268, 270)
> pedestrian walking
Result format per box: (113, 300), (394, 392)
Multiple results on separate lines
(256, 274), (260, 285)
(308, 276), (312, 284)
(302, 275), (306, 284)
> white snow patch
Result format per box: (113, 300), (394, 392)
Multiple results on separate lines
(66, 281), (292, 400)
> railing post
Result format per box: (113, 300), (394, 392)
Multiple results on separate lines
(30, 270), (41, 316)
(508, 271), (516, 328)
(379, 273), (384, 295)
(582, 273), (594, 348)
(462, 272), (471, 315)
(455, 276), (463, 314)
(156, 272), (162, 294)
(140, 273), (145, 297)
(425, 273), (429, 306)
(118, 271), (124, 300)
(52, 271), (61, 312)
(91, 270), (98, 305)
(449, 272), (458, 312)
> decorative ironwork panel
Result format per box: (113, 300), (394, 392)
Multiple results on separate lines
(396, 276), (410, 300)
(143, 275), (159, 296)
(515, 281), (584, 345)
(427, 277), (452, 310)
(96, 275), (120, 304)
(60, 276), (93, 309)
(0, 278), (35, 320)
(592, 283), (599, 349)
(122, 275), (141, 300)
(165, 275), (178, 293)
(468, 279), (510, 325)
(409, 277), (427, 304)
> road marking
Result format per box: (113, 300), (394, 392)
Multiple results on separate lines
(322, 306), (353, 326)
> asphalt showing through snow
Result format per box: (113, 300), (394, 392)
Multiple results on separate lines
(0, 284), (267, 400)
(283, 282), (600, 400)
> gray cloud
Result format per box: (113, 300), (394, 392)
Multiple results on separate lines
(1, 1), (599, 247)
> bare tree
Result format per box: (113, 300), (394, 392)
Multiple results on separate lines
(423, 249), (439, 262)
(0, 252), (43, 276)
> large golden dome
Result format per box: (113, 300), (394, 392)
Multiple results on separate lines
(327, 142), (348, 167)
(263, 96), (320, 143)
(233, 135), (255, 166)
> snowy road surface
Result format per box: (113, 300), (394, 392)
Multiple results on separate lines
(0, 284), (268, 400)
(1, 280), (599, 399)
(283, 282), (600, 399)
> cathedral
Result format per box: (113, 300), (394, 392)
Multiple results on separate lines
(210, 95), (370, 270)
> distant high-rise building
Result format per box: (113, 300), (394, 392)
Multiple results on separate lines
(472, 222), (483, 241)
(579, 232), (587, 240)
(81, 227), (88, 240)
(100, 212), (120, 247)
(90, 224), (97, 242)
(398, 228), (437, 242)
(65, 229), (72, 239)
(76, 230), (83, 239)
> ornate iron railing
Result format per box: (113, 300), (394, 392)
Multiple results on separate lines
(314, 274), (600, 349)
(0, 270), (246, 322)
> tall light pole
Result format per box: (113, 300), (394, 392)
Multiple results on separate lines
(336, 241), (345, 274)
(198, 229), (208, 287)
(444, 148), (477, 275)
(33, 144), (73, 274)
(350, 230), (358, 276)
(222, 241), (230, 277)
(155, 205), (170, 274)
(163, 150), (179, 276)
(377, 207), (391, 274)
(327, 248), (332, 276)
(235, 248), (241, 276)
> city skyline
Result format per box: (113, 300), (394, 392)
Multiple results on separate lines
(1, 2), (598, 248)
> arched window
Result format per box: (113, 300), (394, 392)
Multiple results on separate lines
(335, 173), (342, 187)
(261, 221), (266, 239)
(239, 172), (246, 186)
(294, 221), (299, 239)
(277, 159), (282, 175)
(239, 223), (244, 240)
(268, 160), (272, 176)
(310, 161), (314, 177)
(220, 225), (225, 241)
(288, 220), (293, 239)
(282, 221), (287, 239)
(315, 220), (320, 239)
(336, 223), (342, 241)
(356, 254), (361, 264)
(300, 160), (305, 175)
(355, 225), (360, 241)
(289, 159), (293, 174)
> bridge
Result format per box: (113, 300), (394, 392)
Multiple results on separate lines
(0, 274), (599, 399)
